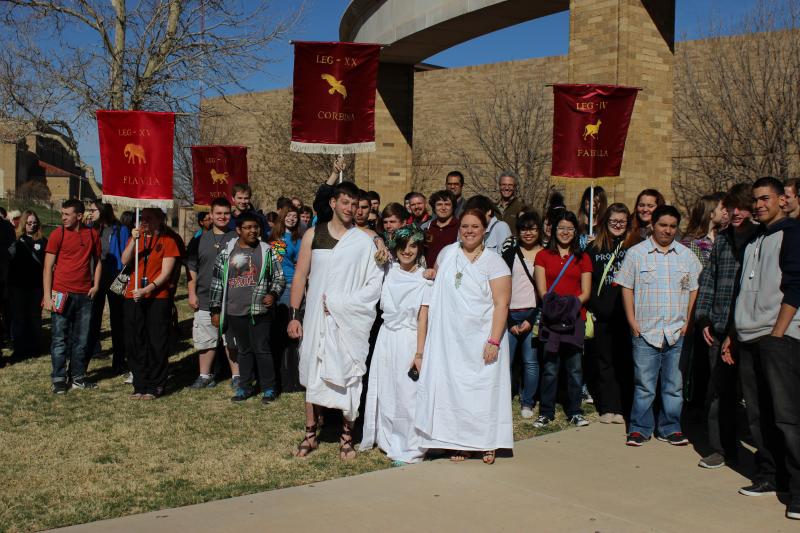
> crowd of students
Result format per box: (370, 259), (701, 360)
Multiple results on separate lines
(4, 162), (800, 520)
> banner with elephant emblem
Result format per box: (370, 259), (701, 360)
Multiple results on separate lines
(551, 85), (639, 178)
(290, 41), (381, 154)
(190, 145), (248, 210)
(96, 110), (175, 207)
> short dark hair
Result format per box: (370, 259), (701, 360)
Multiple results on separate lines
(428, 190), (456, 209)
(236, 211), (261, 228)
(753, 176), (785, 196)
(62, 199), (84, 214)
(367, 190), (381, 203)
(381, 202), (408, 221)
(446, 171), (464, 185)
(197, 212), (208, 224)
(299, 205), (313, 217)
(516, 210), (542, 232)
(276, 196), (292, 210)
(210, 197), (231, 210)
(464, 195), (498, 217)
(784, 178), (800, 194)
(231, 184), (252, 196)
(357, 189), (371, 203)
(404, 191), (424, 203)
(332, 181), (360, 200)
(723, 182), (754, 211)
(651, 204), (681, 225)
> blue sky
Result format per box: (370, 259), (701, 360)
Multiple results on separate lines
(83, 0), (760, 182)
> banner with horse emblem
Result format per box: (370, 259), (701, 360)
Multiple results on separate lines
(190, 145), (248, 210)
(290, 41), (381, 154)
(97, 110), (175, 207)
(551, 84), (639, 178)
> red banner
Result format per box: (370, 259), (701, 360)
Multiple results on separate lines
(290, 41), (380, 154)
(551, 85), (639, 178)
(97, 110), (175, 207)
(191, 145), (248, 210)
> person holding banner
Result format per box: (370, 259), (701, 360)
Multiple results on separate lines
(288, 181), (383, 460)
(121, 208), (181, 400)
(186, 197), (239, 390)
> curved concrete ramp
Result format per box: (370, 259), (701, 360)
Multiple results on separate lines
(53, 423), (790, 532)
(340, 0), (569, 63)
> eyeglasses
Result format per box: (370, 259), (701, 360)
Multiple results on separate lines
(520, 226), (539, 232)
(556, 226), (576, 233)
(608, 220), (627, 227)
(86, 208), (99, 213)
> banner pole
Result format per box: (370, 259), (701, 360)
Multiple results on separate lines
(339, 152), (343, 184)
(589, 182), (595, 238)
(134, 207), (140, 292)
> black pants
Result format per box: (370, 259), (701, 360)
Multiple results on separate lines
(759, 335), (800, 499)
(225, 314), (275, 394)
(124, 298), (171, 395)
(704, 339), (738, 457)
(107, 292), (127, 373)
(738, 337), (790, 491)
(592, 318), (633, 417)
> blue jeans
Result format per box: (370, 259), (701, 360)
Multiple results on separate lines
(507, 309), (539, 408)
(50, 293), (93, 382)
(541, 345), (584, 419)
(630, 335), (684, 438)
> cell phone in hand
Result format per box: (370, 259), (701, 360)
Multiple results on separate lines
(407, 366), (419, 382)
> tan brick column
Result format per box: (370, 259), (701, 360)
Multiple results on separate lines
(354, 63), (414, 204)
(565, 0), (675, 209)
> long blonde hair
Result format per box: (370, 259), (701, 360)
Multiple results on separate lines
(17, 209), (42, 240)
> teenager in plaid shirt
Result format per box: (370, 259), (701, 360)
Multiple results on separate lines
(615, 205), (702, 447)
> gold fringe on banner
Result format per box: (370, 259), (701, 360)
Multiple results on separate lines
(289, 141), (376, 154)
(549, 176), (621, 190)
(193, 204), (211, 212)
(101, 195), (174, 209)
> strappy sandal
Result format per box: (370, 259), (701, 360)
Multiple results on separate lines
(450, 451), (471, 463)
(293, 424), (318, 458)
(339, 424), (356, 461)
(482, 450), (496, 465)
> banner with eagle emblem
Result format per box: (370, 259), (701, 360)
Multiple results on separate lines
(190, 145), (248, 211)
(290, 41), (380, 154)
(551, 85), (639, 178)
(97, 110), (175, 208)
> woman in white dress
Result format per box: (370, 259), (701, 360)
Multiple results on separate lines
(361, 225), (432, 465)
(415, 208), (513, 464)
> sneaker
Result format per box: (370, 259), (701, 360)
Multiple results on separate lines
(698, 452), (726, 469)
(599, 413), (615, 424)
(626, 432), (649, 446)
(71, 377), (97, 390)
(739, 480), (777, 496)
(52, 381), (67, 394)
(656, 432), (689, 446)
(570, 414), (590, 427)
(230, 387), (251, 403)
(520, 406), (534, 419)
(122, 372), (133, 384)
(532, 415), (552, 428)
(189, 375), (216, 389)
(261, 389), (277, 405)
(230, 375), (240, 390)
(787, 499), (800, 520)
(611, 414), (626, 424)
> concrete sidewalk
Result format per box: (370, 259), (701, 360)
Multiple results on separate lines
(56, 423), (792, 532)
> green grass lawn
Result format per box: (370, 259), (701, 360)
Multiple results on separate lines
(0, 285), (595, 532)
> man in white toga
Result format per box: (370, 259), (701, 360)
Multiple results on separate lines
(288, 181), (383, 460)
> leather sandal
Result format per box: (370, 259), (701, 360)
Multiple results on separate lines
(339, 424), (356, 461)
(294, 424), (318, 458)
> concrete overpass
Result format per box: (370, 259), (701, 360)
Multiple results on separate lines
(339, 0), (676, 205)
